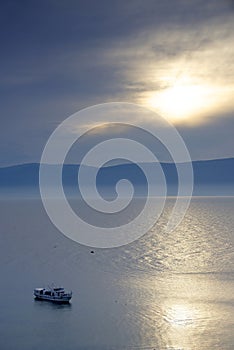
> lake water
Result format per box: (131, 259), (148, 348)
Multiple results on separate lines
(0, 197), (234, 349)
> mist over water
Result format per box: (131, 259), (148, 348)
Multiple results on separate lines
(0, 197), (233, 349)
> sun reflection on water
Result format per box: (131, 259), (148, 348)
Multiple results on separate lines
(160, 300), (208, 349)
(115, 199), (234, 349)
(165, 304), (198, 327)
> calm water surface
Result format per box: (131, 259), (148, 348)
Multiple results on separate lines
(0, 197), (233, 349)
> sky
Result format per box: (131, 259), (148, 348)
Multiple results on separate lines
(1, 0), (234, 165)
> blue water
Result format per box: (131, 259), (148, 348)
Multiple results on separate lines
(0, 197), (233, 349)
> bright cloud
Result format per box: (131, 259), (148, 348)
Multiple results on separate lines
(99, 17), (234, 124)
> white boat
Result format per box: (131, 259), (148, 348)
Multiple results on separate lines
(34, 286), (72, 303)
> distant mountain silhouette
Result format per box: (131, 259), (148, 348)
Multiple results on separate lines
(0, 158), (233, 195)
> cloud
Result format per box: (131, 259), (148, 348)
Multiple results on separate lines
(178, 112), (234, 160)
(0, 0), (234, 165)
(95, 17), (234, 123)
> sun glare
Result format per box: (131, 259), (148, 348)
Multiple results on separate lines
(148, 83), (213, 123)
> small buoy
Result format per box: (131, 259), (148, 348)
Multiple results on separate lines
(90, 250), (94, 254)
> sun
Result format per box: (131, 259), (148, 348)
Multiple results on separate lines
(148, 83), (213, 123)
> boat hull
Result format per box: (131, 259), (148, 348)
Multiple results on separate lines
(34, 294), (71, 303)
